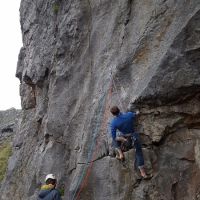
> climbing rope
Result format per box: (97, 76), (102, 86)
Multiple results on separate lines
(70, 78), (113, 200)
(71, 68), (128, 200)
(73, 80), (113, 200)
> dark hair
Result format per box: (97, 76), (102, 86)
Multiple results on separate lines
(46, 178), (57, 185)
(110, 106), (120, 116)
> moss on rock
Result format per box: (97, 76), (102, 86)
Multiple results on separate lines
(0, 142), (12, 182)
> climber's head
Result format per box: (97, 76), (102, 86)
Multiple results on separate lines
(45, 174), (57, 186)
(110, 106), (120, 116)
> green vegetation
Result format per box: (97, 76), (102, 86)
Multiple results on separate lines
(59, 188), (65, 197)
(53, 3), (59, 14)
(59, 184), (65, 197)
(0, 142), (12, 182)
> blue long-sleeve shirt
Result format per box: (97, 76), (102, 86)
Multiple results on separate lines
(110, 112), (136, 141)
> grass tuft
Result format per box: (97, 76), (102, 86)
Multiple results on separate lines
(0, 142), (12, 182)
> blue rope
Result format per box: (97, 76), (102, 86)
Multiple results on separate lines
(70, 67), (128, 199)
(71, 87), (109, 200)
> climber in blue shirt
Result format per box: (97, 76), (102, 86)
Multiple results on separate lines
(109, 106), (147, 178)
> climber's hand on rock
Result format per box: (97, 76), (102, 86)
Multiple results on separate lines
(135, 110), (140, 115)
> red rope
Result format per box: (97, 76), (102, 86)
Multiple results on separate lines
(74, 82), (113, 200)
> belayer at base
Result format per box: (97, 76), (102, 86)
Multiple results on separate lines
(109, 106), (148, 179)
(38, 174), (62, 200)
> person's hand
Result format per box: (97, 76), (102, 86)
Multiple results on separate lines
(123, 138), (128, 142)
(135, 110), (140, 115)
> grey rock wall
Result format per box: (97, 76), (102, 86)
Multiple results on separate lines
(1, 0), (200, 199)
(0, 108), (21, 143)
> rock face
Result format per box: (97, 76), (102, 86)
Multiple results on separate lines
(0, 108), (21, 143)
(0, 108), (21, 187)
(1, 0), (200, 199)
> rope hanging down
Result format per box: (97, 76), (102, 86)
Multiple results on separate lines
(73, 82), (113, 200)
(71, 71), (125, 200)
(70, 80), (112, 200)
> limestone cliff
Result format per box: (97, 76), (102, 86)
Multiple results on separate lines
(0, 108), (21, 186)
(1, 0), (200, 199)
(0, 108), (21, 143)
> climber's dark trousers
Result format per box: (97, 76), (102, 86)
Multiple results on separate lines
(132, 132), (145, 168)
